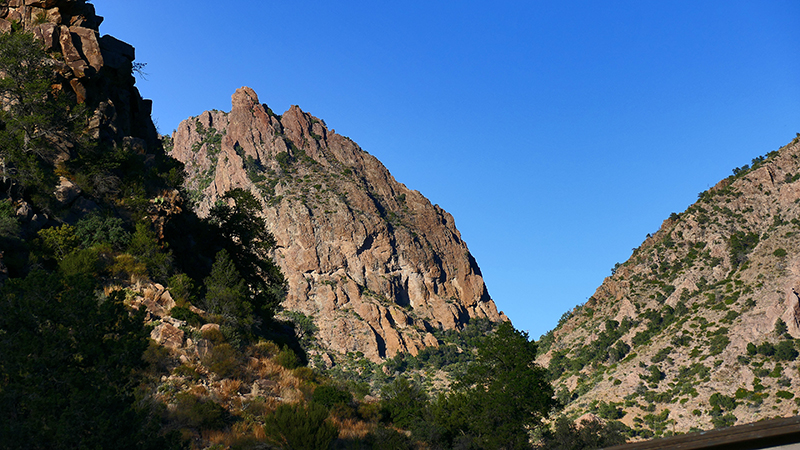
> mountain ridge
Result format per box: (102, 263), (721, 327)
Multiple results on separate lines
(539, 135), (800, 437)
(169, 86), (505, 362)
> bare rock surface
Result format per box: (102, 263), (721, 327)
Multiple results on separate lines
(170, 87), (506, 361)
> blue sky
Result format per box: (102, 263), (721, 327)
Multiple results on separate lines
(98, 1), (800, 339)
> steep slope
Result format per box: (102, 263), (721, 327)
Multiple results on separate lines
(539, 135), (800, 438)
(169, 87), (505, 362)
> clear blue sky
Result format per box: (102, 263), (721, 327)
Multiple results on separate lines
(98, 1), (800, 340)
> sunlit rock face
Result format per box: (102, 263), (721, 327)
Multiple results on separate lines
(170, 87), (505, 362)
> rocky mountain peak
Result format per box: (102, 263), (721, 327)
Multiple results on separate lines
(170, 87), (506, 362)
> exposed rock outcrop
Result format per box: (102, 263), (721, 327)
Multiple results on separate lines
(1, 0), (160, 229)
(1, 0), (157, 151)
(170, 87), (506, 361)
(539, 136), (800, 435)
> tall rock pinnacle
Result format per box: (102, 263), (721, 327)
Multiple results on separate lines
(170, 87), (506, 361)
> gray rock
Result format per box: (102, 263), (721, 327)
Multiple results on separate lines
(54, 176), (81, 206)
(15, 201), (33, 221)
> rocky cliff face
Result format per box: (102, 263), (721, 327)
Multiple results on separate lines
(539, 136), (800, 437)
(169, 87), (505, 362)
(1, 0), (157, 149)
(0, 0), (161, 234)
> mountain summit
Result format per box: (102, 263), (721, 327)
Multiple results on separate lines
(169, 87), (505, 362)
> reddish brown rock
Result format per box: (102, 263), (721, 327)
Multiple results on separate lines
(171, 87), (506, 362)
(69, 25), (102, 72)
(32, 22), (58, 50)
(58, 24), (87, 77)
(25, 0), (60, 8)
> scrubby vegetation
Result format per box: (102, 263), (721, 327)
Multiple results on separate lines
(0, 28), (631, 450)
(538, 136), (800, 438)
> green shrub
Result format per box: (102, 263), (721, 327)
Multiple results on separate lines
(173, 393), (226, 430)
(541, 417), (627, 450)
(167, 273), (195, 307)
(127, 222), (173, 282)
(709, 393), (736, 410)
(776, 390), (794, 399)
(711, 413), (737, 429)
(202, 343), (243, 378)
(775, 319), (789, 335)
(169, 306), (203, 326)
(250, 340), (281, 358)
(173, 364), (202, 380)
(293, 366), (317, 382)
(275, 152), (292, 171)
(73, 213), (130, 249)
(775, 340), (798, 361)
(37, 224), (79, 260)
(597, 401), (625, 420)
(757, 342), (775, 356)
(58, 247), (101, 277)
(142, 340), (172, 373)
(708, 334), (730, 356)
(313, 385), (352, 409)
(363, 425), (414, 450)
(263, 402), (338, 450)
(0, 199), (20, 237)
(274, 346), (301, 369)
(774, 248), (788, 258)
(729, 231), (759, 267)
(651, 347), (673, 364)
(202, 249), (254, 330)
(111, 253), (148, 281)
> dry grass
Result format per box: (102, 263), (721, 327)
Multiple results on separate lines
(103, 284), (124, 297)
(201, 421), (266, 448)
(255, 357), (284, 379)
(244, 396), (279, 417)
(332, 417), (373, 440)
(188, 384), (208, 397)
(218, 379), (242, 402)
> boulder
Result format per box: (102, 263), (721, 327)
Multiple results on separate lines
(54, 176), (81, 205)
(150, 322), (184, 349)
(142, 284), (176, 319)
(58, 24), (88, 78)
(32, 22), (58, 51)
(200, 323), (220, 334)
(69, 26), (103, 72)
(15, 201), (33, 221)
(69, 78), (86, 103)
